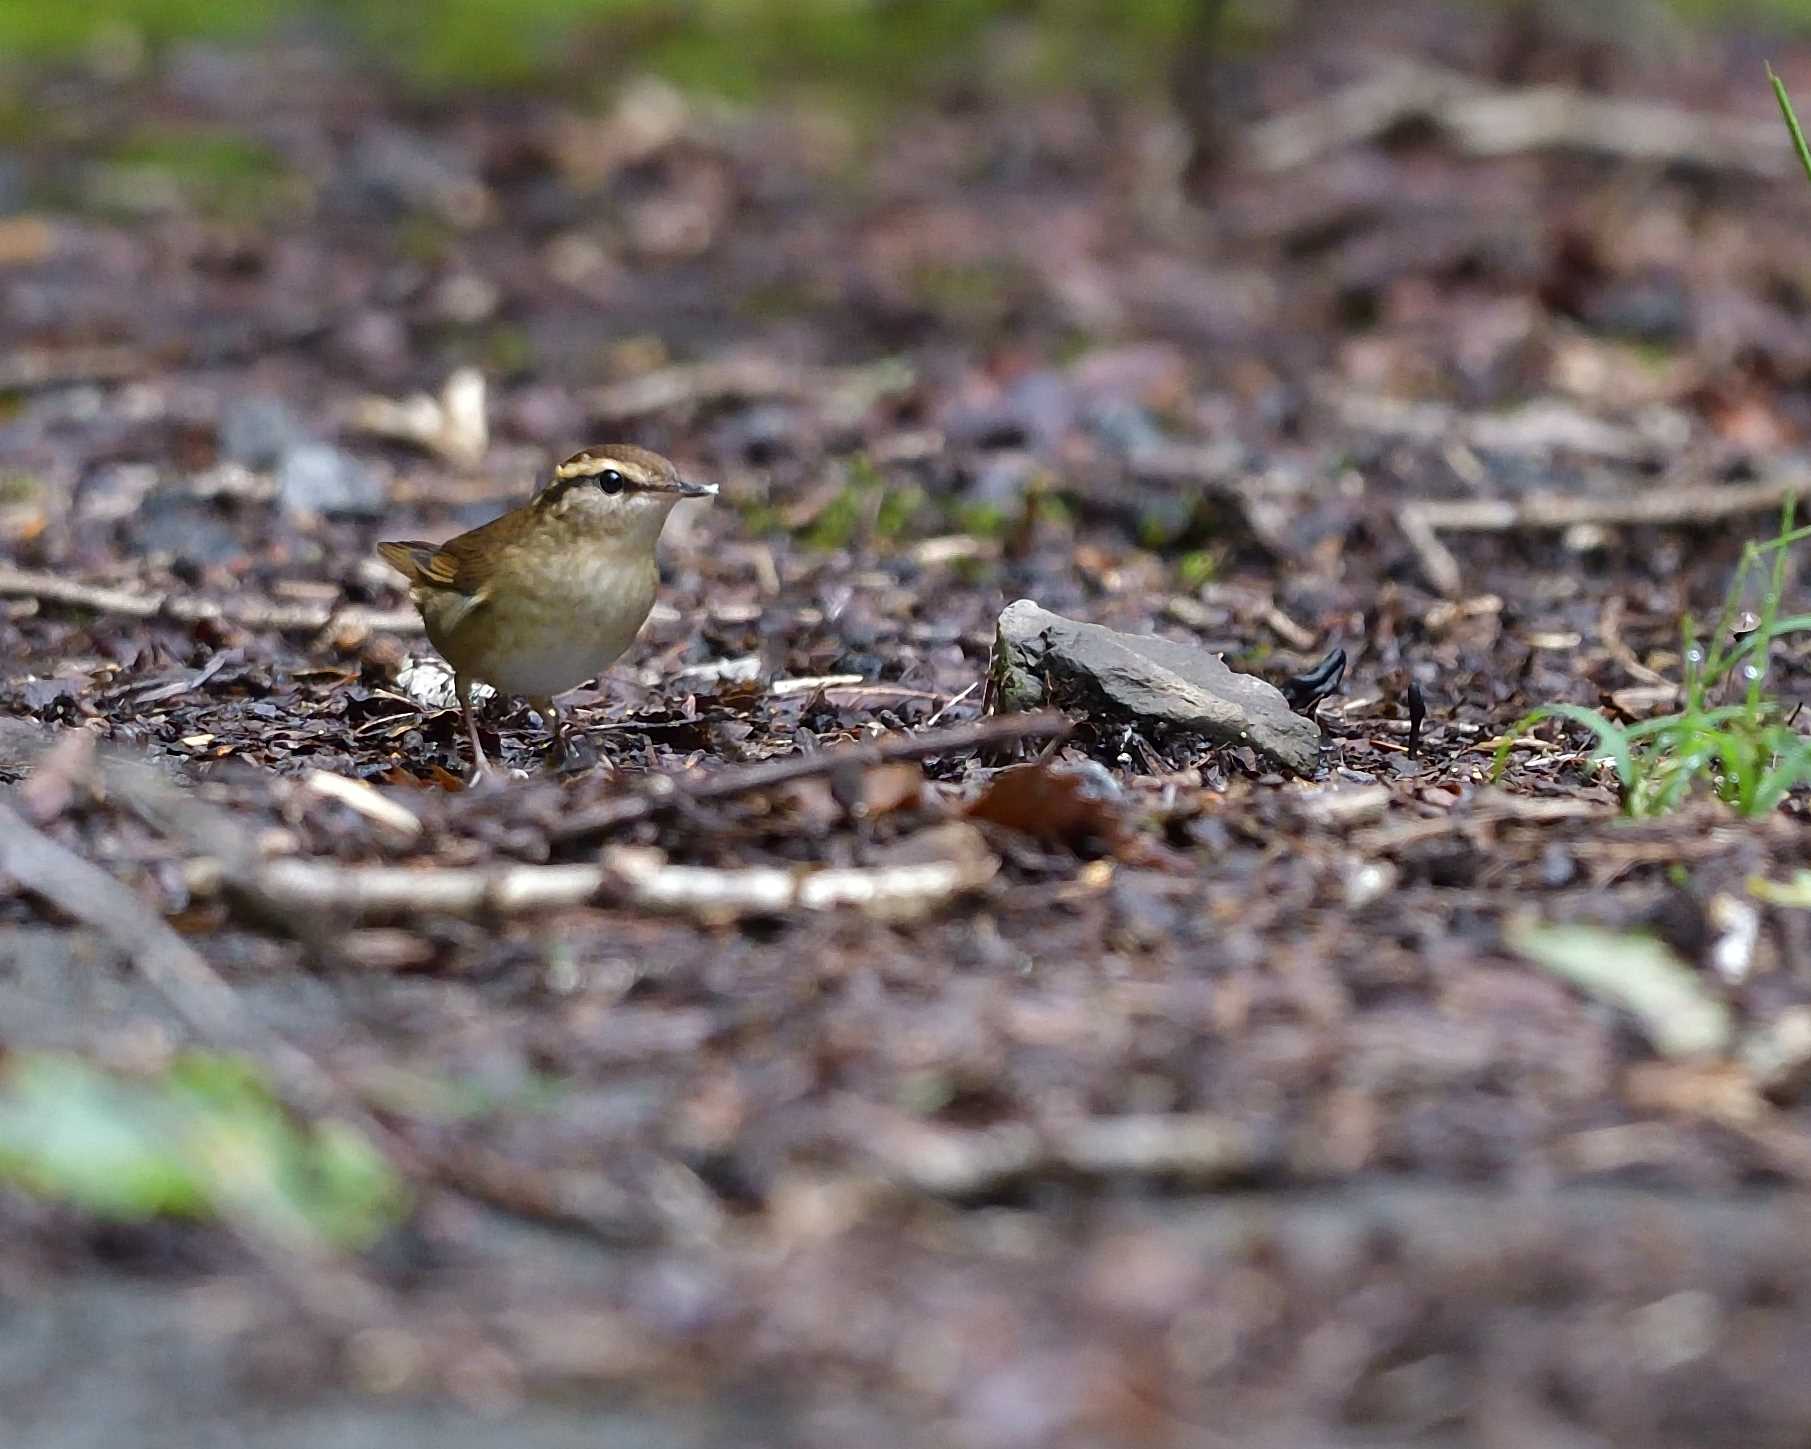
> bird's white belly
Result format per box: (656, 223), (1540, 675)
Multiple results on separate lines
(480, 554), (656, 698)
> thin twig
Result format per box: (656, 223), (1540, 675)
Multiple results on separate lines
(923, 680), (978, 729)
(551, 711), (1071, 844)
(0, 565), (421, 636)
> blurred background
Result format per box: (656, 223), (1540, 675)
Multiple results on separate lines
(16, 4), (1811, 1448)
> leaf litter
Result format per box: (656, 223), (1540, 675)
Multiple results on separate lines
(11, 3), (1811, 1445)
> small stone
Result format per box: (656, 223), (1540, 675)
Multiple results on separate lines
(1082, 397), (1166, 456)
(991, 599), (1322, 774)
(1743, 1007), (1811, 1102)
(218, 395), (309, 469)
(129, 491), (243, 565)
(969, 451), (1040, 510)
(277, 443), (385, 518)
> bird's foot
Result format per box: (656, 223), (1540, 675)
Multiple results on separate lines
(463, 762), (509, 794)
(546, 729), (599, 775)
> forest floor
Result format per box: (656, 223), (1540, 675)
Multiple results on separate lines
(10, 3), (1811, 1445)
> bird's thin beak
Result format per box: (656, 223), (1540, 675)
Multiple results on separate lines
(674, 478), (717, 499)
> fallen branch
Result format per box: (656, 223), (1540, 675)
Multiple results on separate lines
(0, 798), (377, 1131)
(1248, 60), (1487, 172)
(844, 1100), (1280, 1197)
(1336, 392), (1661, 462)
(587, 355), (913, 425)
(0, 343), (147, 392)
(0, 564), (421, 636)
(239, 827), (997, 924)
(551, 711), (1071, 844)
(428, 1145), (669, 1245)
(1249, 57), (1790, 178)
(0, 797), (405, 1325)
(1350, 793), (1610, 855)
(89, 755), (691, 1243)
(250, 857), (607, 918)
(1398, 472), (1811, 596)
(605, 828), (996, 923)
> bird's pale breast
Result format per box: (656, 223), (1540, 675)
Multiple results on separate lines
(432, 544), (657, 697)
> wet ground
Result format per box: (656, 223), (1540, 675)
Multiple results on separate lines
(10, 2), (1811, 1444)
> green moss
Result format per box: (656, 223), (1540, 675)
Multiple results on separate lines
(908, 259), (1028, 334)
(92, 125), (299, 220)
(0, 0), (284, 59)
(1137, 495), (1199, 549)
(873, 479), (928, 539)
(396, 213), (458, 266)
(948, 553), (996, 587)
(1176, 548), (1220, 588)
(735, 277), (836, 323)
(1671, 0), (1811, 29)
(799, 455), (930, 550)
(802, 482), (865, 551)
(951, 500), (1012, 540)
(5, 0), (1807, 102)
(0, 473), (46, 506)
(735, 499), (786, 537)
(479, 324), (535, 378)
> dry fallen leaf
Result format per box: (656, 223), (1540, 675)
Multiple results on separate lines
(966, 762), (1128, 852)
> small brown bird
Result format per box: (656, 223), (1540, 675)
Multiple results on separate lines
(378, 444), (714, 780)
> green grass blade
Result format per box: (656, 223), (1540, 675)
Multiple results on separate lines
(1772, 65), (1811, 189)
(1621, 704), (1759, 742)
(1493, 704), (1636, 796)
(1752, 728), (1811, 813)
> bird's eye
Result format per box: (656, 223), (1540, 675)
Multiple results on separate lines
(597, 469), (625, 495)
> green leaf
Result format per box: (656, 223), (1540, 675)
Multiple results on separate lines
(0, 1052), (407, 1249)
(1507, 920), (1731, 1059)
(1751, 870), (1811, 906)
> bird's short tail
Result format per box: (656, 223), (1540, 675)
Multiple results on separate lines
(376, 540), (438, 585)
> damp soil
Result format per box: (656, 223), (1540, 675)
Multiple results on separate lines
(9, 4), (1811, 1445)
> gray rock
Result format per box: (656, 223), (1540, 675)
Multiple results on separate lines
(992, 599), (1321, 774)
(277, 443), (385, 518)
(0, 157), (23, 213)
(129, 491), (242, 565)
(1082, 397), (1167, 456)
(218, 395), (308, 469)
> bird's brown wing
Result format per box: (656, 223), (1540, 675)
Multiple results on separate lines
(378, 510), (523, 591)
(377, 516), (518, 633)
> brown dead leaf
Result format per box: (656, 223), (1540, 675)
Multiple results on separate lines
(966, 762), (1128, 853)
(856, 762), (924, 818)
(18, 727), (97, 823)
(1623, 1059), (1761, 1125)
(0, 216), (54, 268)
(783, 760), (923, 823)
(1610, 684), (1681, 719)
